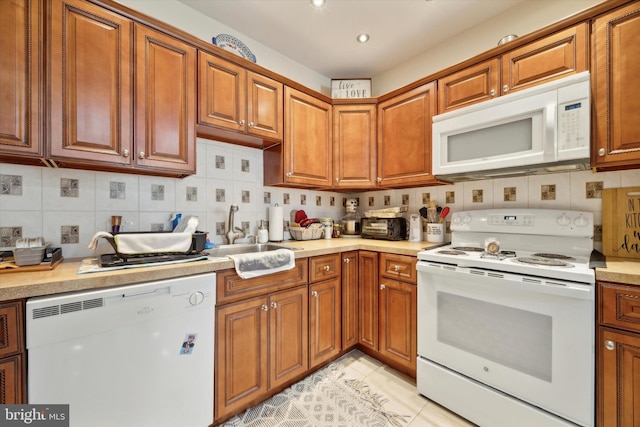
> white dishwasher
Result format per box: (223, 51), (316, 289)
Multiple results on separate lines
(26, 273), (216, 427)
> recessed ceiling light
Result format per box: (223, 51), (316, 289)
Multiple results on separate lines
(310, 0), (326, 7)
(356, 33), (370, 43)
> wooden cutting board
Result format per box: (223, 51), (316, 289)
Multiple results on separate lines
(602, 187), (640, 258)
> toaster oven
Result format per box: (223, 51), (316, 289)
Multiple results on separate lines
(361, 218), (407, 241)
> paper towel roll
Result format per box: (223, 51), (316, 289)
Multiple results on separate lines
(269, 205), (284, 241)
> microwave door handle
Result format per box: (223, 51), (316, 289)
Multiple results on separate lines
(544, 103), (556, 160)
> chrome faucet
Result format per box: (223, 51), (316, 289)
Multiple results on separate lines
(226, 204), (246, 244)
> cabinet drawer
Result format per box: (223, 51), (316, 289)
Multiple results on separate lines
(217, 259), (308, 304)
(0, 301), (23, 358)
(380, 253), (417, 284)
(600, 282), (640, 333)
(309, 254), (341, 283)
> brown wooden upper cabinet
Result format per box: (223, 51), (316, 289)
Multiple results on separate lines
(377, 82), (438, 188)
(264, 87), (332, 187)
(438, 23), (588, 114)
(198, 52), (283, 148)
(592, 2), (640, 171)
(333, 103), (377, 189)
(0, 0), (43, 163)
(47, 0), (196, 177)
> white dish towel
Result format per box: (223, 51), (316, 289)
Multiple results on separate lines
(227, 249), (295, 279)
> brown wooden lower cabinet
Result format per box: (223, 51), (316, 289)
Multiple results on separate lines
(598, 281), (640, 426)
(379, 278), (416, 371)
(341, 251), (359, 350)
(309, 278), (341, 368)
(0, 300), (25, 404)
(215, 286), (308, 422)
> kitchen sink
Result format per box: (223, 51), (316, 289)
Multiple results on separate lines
(206, 243), (301, 257)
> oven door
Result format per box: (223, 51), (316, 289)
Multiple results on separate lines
(417, 262), (594, 427)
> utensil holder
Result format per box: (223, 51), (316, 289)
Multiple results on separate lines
(426, 223), (444, 243)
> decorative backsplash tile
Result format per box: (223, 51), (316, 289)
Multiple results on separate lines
(241, 159), (250, 172)
(61, 225), (79, 244)
(503, 187), (516, 202)
(402, 194), (410, 205)
(186, 186), (198, 201)
(264, 192), (272, 204)
(110, 181), (126, 199)
(215, 155), (225, 169)
(60, 178), (79, 198)
(151, 184), (165, 201)
(151, 223), (165, 232)
(446, 191), (455, 204)
(242, 190), (251, 203)
(1, 175), (22, 195)
(216, 222), (225, 236)
(216, 188), (225, 202)
(241, 221), (250, 234)
(283, 193), (290, 204)
(422, 192), (431, 205)
(316, 196), (321, 206)
(586, 181), (603, 199)
(472, 189), (483, 203)
(330, 196), (335, 207)
(0, 226), (22, 247)
(368, 196), (375, 207)
(541, 184), (556, 200)
(300, 195), (306, 205)
(384, 195), (391, 206)
(593, 224), (602, 242)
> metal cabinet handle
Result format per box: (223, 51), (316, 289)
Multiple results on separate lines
(248, 122), (254, 128)
(239, 120), (245, 126)
(261, 304), (268, 311)
(598, 148), (606, 156)
(122, 149), (129, 158)
(344, 258), (350, 264)
(311, 291), (318, 297)
(394, 265), (401, 272)
(336, 178), (340, 183)
(138, 152), (145, 159)
(380, 284), (386, 290)
(605, 340), (615, 351)
(490, 89), (496, 96)
(286, 172), (292, 177)
(323, 265), (330, 271)
(271, 302), (278, 309)
(503, 85), (509, 92)
(376, 177), (382, 183)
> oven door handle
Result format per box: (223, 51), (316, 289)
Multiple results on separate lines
(419, 263), (593, 300)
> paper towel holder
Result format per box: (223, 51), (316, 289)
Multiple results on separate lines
(269, 203), (284, 242)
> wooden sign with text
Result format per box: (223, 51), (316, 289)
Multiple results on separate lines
(603, 187), (640, 259)
(331, 79), (371, 99)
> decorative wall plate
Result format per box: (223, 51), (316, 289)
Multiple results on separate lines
(212, 34), (256, 63)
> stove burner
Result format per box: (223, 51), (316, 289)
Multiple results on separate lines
(437, 250), (468, 256)
(452, 246), (484, 252)
(514, 257), (574, 267)
(481, 250), (516, 260)
(531, 253), (576, 261)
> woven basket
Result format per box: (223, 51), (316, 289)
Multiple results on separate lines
(289, 225), (324, 241)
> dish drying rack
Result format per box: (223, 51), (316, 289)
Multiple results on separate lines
(363, 206), (408, 218)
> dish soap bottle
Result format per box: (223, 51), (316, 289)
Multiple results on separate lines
(257, 220), (269, 244)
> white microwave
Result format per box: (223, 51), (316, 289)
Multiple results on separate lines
(432, 71), (591, 181)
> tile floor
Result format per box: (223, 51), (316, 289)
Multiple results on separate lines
(327, 350), (476, 427)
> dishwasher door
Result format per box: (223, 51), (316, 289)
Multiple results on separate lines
(26, 273), (216, 427)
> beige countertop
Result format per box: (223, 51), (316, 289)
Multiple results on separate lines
(595, 256), (640, 286)
(0, 238), (433, 301)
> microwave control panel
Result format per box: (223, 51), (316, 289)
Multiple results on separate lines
(557, 80), (590, 153)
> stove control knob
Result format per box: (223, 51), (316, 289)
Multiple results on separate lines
(574, 214), (589, 227)
(463, 214), (472, 224)
(556, 213), (571, 226)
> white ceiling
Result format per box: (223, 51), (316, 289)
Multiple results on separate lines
(176, 0), (526, 79)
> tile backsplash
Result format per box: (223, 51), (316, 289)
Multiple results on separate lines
(1, 138), (638, 258)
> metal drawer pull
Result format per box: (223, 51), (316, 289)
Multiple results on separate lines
(261, 304), (268, 311)
(122, 149), (129, 157)
(271, 302), (278, 309)
(323, 265), (330, 271)
(380, 284), (386, 290)
(311, 291), (318, 297)
(394, 265), (400, 272)
(344, 258), (350, 264)
(605, 340), (615, 351)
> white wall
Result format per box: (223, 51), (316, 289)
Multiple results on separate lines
(372, 0), (605, 95)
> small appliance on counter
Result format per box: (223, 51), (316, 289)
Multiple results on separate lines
(408, 214), (422, 242)
(341, 198), (361, 237)
(361, 217), (407, 241)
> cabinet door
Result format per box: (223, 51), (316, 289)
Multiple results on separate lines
(380, 253), (417, 284)
(342, 251), (359, 350)
(0, 0), (43, 159)
(247, 71), (283, 140)
(501, 23), (588, 95)
(438, 58), (500, 113)
(309, 278), (341, 368)
(198, 51), (246, 132)
(599, 327), (640, 427)
(216, 297), (268, 420)
(269, 286), (308, 390)
(377, 82), (437, 187)
(358, 251), (378, 350)
(48, 0), (133, 165)
(0, 355), (23, 404)
(134, 24), (196, 175)
(593, 2), (640, 169)
(333, 104), (377, 189)
(309, 253), (341, 283)
(283, 87), (332, 187)
(0, 302), (24, 358)
(379, 278), (417, 375)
